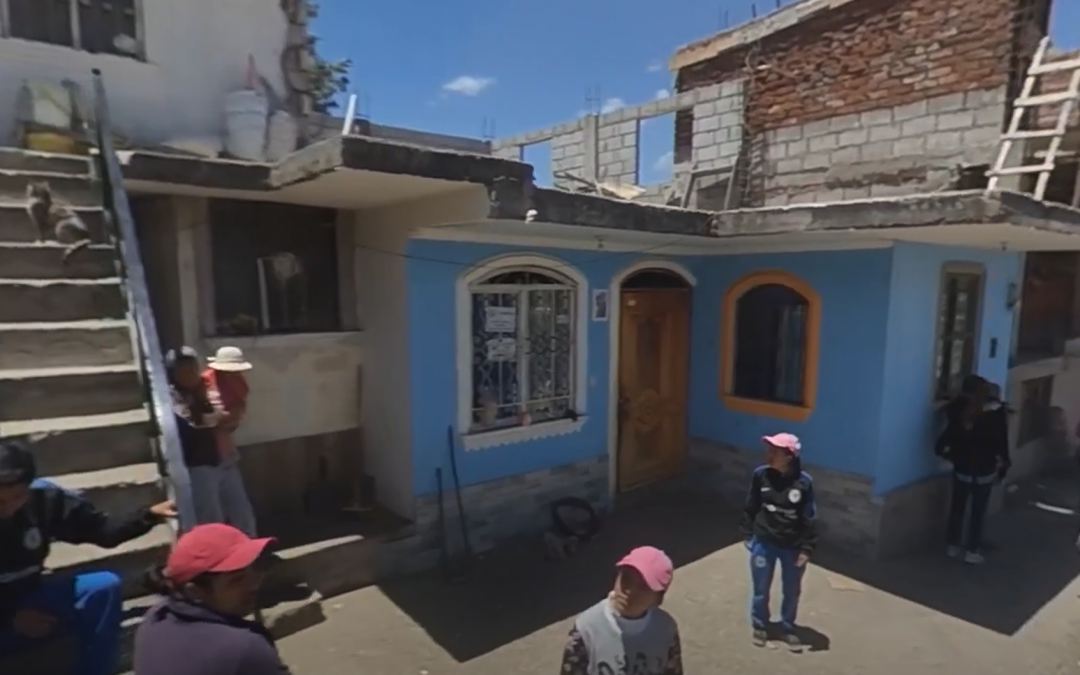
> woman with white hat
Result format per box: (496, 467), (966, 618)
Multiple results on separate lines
(177, 346), (258, 536)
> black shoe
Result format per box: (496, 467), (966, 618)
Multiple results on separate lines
(782, 631), (804, 653)
(752, 628), (768, 647)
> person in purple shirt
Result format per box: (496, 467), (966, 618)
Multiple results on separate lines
(133, 523), (290, 675)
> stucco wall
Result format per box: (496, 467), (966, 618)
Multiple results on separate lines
(0, 0), (289, 145)
(875, 242), (1021, 493)
(688, 248), (894, 477)
(404, 241), (704, 497)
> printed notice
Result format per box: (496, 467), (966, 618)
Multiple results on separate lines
(485, 337), (517, 362)
(484, 306), (517, 333)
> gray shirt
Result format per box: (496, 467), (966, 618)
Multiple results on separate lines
(560, 599), (681, 675)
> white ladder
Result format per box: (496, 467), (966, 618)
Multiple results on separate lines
(986, 36), (1080, 201)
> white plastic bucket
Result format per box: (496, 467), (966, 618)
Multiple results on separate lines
(265, 110), (298, 162)
(224, 89), (268, 161)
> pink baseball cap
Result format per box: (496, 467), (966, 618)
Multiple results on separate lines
(616, 546), (673, 592)
(762, 432), (801, 456)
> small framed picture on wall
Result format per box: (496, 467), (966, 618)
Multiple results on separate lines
(591, 289), (609, 322)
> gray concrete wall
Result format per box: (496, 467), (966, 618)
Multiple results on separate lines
(492, 82), (745, 193)
(758, 87), (1007, 206)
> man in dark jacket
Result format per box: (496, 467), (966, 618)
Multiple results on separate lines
(0, 438), (175, 675)
(741, 432), (817, 652)
(936, 376), (1010, 564)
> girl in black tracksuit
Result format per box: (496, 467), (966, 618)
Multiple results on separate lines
(936, 377), (1010, 563)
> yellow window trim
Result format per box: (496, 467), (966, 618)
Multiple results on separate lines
(719, 269), (821, 422)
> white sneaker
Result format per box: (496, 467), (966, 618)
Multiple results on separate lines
(947, 545), (962, 558)
(963, 551), (985, 564)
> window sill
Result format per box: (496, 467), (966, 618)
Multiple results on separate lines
(205, 331), (362, 351)
(462, 417), (587, 451)
(722, 395), (812, 422)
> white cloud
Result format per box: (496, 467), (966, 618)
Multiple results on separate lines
(646, 62), (663, 73)
(655, 88), (671, 100)
(442, 75), (495, 97)
(652, 151), (674, 173)
(600, 97), (626, 113)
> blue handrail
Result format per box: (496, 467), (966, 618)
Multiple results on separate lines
(89, 69), (195, 531)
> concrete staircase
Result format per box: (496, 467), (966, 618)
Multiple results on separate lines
(0, 149), (328, 672)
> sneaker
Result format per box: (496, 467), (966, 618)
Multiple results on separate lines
(947, 545), (962, 558)
(963, 550), (985, 565)
(752, 628), (768, 647)
(782, 631), (805, 653)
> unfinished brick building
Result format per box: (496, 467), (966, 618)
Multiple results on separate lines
(669, 0), (1056, 206)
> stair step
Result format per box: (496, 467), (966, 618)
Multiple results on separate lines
(0, 203), (107, 242)
(0, 319), (133, 369)
(5, 410), (152, 477)
(0, 170), (100, 208)
(48, 523), (174, 600)
(0, 365), (143, 422)
(48, 463), (164, 517)
(0, 149), (93, 175)
(0, 243), (115, 279)
(0, 277), (125, 322)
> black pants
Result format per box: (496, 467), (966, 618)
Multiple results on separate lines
(946, 476), (992, 552)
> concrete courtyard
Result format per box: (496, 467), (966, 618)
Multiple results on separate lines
(276, 475), (1080, 675)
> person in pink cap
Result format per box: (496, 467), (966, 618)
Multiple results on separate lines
(741, 433), (818, 652)
(559, 546), (683, 675)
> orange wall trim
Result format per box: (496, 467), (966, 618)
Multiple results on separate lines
(719, 269), (821, 422)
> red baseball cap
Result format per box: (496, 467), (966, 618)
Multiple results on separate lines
(164, 523), (275, 584)
(616, 546), (674, 592)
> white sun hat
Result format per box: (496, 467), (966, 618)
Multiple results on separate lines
(207, 346), (252, 372)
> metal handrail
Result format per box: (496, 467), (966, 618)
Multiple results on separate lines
(89, 69), (194, 531)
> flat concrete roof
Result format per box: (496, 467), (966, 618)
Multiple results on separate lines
(523, 189), (1080, 252)
(119, 135), (533, 214)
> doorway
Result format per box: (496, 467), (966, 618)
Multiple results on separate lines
(616, 269), (692, 492)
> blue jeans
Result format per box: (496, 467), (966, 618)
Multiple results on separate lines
(748, 538), (805, 632)
(0, 571), (123, 675)
(190, 461), (257, 536)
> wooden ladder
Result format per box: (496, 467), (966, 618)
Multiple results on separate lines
(985, 36), (1080, 201)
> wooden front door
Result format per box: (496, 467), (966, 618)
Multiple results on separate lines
(617, 288), (691, 492)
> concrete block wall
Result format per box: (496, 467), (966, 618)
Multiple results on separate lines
(759, 87), (1007, 206)
(491, 80), (746, 192)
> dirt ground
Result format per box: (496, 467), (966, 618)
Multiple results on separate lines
(276, 476), (1080, 675)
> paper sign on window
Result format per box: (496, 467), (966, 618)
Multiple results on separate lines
(484, 306), (517, 333)
(485, 337), (517, 362)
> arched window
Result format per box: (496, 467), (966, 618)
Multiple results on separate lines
(456, 255), (587, 448)
(720, 270), (820, 421)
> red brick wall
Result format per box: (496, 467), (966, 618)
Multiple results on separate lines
(673, 0), (1045, 162)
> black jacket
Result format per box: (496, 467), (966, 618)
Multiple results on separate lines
(935, 397), (1011, 479)
(134, 597), (291, 675)
(0, 480), (161, 622)
(740, 461), (818, 554)
(171, 384), (221, 468)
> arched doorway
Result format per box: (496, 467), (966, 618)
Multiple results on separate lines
(615, 267), (692, 492)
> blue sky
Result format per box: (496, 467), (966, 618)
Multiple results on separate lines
(313, 0), (1078, 185)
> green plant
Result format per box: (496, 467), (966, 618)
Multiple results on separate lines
(307, 2), (352, 113)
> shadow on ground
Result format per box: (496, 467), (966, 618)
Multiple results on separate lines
(379, 471), (1080, 661)
(378, 491), (741, 662)
(812, 472), (1080, 637)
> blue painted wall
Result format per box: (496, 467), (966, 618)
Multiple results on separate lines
(688, 248), (894, 478)
(404, 238), (1021, 501)
(404, 239), (698, 497)
(874, 242), (1021, 493)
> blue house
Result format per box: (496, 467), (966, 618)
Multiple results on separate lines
(390, 188), (1080, 561)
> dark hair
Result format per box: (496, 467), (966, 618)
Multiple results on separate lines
(142, 563), (214, 597)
